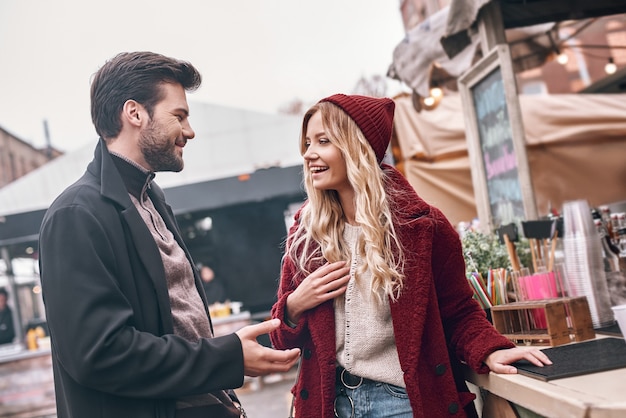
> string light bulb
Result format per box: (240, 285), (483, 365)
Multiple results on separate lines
(423, 96), (436, 107)
(605, 57), (617, 75)
(430, 86), (443, 99)
(421, 86), (443, 110)
(556, 52), (568, 65)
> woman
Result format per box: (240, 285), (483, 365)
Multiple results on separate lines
(270, 94), (551, 418)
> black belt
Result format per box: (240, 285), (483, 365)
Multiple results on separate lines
(336, 366), (376, 389)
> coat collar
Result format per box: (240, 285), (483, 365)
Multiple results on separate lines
(381, 163), (431, 224)
(109, 152), (155, 200)
(86, 138), (135, 208)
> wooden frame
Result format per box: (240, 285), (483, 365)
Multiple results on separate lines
(458, 44), (537, 232)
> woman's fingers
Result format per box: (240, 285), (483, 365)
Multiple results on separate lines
(485, 347), (552, 374)
(314, 261), (349, 280)
(289, 261), (351, 316)
(524, 349), (552, 367)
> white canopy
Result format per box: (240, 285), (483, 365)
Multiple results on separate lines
(0, 102), (303, 218)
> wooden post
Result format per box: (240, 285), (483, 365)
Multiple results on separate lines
(457, 2), (537, 233)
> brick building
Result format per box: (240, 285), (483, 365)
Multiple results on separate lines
(0, 126), (61, 189)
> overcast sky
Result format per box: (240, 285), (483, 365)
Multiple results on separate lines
(0, 0), (407, 153)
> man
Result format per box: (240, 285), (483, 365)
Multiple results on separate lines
(0, 288), (15, 345)
(199, 264), (226, 305)
(38, 51), (300, 418)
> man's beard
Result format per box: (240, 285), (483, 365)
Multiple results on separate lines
(138, 121), (184, 172)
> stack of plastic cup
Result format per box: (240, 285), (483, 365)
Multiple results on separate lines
(562, 200), (614, 328)
(611, 304), (626, 338)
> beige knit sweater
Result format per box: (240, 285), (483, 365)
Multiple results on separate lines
(334, 223), (405, 387)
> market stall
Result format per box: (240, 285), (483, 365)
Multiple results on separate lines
(392, 92), (626, 226)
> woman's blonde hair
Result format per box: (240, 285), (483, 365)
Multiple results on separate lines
(286, 101), (405, 301)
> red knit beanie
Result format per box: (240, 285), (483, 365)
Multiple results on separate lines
(319, 94), (395, 162)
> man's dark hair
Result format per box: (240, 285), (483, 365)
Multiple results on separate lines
(90, 51), (202, 139)
(0, 288), (8, 298)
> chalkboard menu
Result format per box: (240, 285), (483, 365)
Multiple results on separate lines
(470, 66), (525, 227)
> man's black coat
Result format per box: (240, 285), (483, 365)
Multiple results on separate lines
(39, 139), (244, 417)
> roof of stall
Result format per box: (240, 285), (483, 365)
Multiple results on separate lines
(388, 0), (626, 100)
(0, 102), (305, 247)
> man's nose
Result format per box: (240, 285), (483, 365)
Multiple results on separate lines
(182, 120), (195, 139)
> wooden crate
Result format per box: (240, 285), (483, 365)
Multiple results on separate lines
(490, 296), (595, 346)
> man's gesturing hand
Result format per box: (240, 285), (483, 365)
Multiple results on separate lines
(235, 319), (301, 377)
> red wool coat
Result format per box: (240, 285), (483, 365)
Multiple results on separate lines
(270, 164), (514, 418)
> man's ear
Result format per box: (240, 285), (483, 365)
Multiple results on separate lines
(121, 99), (144, 128)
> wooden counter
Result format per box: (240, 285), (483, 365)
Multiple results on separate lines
(465, 338), (626, 418)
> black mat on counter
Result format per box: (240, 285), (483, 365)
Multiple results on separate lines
(595, 323), (623, 337)
(513, 337), (626, 381)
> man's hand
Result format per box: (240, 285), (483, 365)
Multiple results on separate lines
(235, 319), (301, 377)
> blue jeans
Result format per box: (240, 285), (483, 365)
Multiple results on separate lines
(334, 379), (412, 418)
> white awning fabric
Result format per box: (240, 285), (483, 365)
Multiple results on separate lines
(393, 92), (626, 225)
(388, 3), (558, 100)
